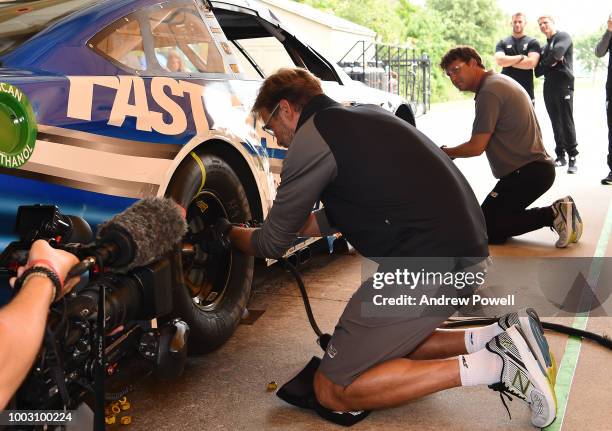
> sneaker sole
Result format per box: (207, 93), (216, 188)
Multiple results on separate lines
(555, 202), (572, 248)
(508, 326), (557, 428)
(519, 309), (557, 387)
(566, 196), (582, 243)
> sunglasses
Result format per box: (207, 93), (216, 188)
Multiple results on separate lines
(262, 102), (280, 136)
(446, 62), (466, 77)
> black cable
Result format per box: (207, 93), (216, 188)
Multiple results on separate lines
(282, 258), (322, 338)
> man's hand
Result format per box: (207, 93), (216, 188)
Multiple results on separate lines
(9, 240), (80, 300)
(607, 15), (612, 32)
(440, 145), (455, 160)
(202, 218), (233, 255)
(442, 133), (491, 159)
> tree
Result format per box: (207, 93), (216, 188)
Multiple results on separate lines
(398, 0), (450, 100)
(575, 28), (608, 74)
(426, 0), (505, 67)
(296, 0), (405, 43)
(295, 0), (507, 102)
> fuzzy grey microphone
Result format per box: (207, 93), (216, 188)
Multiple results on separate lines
(90, 197), (187, 272)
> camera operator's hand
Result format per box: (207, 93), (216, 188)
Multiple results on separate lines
(9, 240), (80, 302)
(1, 240), (80, 408)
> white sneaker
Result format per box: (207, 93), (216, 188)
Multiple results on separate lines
(497, 308), (557, 386)
(486, 326), (557, 428)
(551, 200), (574, 248)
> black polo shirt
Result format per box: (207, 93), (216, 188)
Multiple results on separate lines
(495, 35), (541, 100)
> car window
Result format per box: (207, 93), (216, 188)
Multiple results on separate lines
(213, 8), (338, 82)
(149, 3), (226, 74)
(233, 36), (295, 77)
(91, 0), (226, 74)
(229, 41), (262, 80)
(93, 17), (147, 71)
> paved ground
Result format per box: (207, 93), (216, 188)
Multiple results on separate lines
(113, 81), (612, 431)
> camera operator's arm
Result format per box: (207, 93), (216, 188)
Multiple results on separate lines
(0, 240), (79, 409)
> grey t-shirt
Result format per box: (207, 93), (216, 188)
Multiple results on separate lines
(472, 72), (553, 178)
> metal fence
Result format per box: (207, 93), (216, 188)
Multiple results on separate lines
(338, 41), (431, 115)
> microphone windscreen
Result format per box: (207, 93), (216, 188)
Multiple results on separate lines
(97, 197), (187, 272)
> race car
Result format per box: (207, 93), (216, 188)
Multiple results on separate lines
(0, 0), (415, 350)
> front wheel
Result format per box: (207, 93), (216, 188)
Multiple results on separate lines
(166, 152), (254, 353)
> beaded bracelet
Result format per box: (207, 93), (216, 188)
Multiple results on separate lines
(13, 266), (62, 304)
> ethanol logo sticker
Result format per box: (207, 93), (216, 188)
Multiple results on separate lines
(0, 82), (37, 168)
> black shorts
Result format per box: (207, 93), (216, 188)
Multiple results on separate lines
(318, 259), (488, 387)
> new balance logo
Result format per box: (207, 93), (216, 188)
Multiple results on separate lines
(327, 343), (338, 359)
(500, 338), (514, 351)
(513, 370), (531, 394)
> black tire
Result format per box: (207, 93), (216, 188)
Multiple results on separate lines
(166, 151), (254, 353)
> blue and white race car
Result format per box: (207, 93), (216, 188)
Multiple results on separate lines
(0, 0), (415, 348)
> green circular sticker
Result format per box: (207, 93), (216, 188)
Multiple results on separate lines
(0, 82), (37, 168)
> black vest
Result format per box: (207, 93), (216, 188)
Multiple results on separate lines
(297, 95), (489, 262)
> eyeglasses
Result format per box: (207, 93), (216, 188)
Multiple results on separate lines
(262, 102), (280, 136)
(446, 62), (466, 77)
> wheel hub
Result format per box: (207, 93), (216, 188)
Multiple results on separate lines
(183, 191), (232, 311)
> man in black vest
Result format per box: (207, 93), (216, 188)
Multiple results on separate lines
(595, 13), (612, 185)
(219, 68), (556, 428)
(536, 15), (579, 173)
(494, 12), (541, 104)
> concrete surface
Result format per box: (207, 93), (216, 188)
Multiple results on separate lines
(112, 81), (612, 430)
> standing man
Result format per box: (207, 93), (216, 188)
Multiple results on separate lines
(440, 46), (582, 247)
(494, 12), (541, 104)
(595, 13), (612, 185)
(214, 67), (557, 428)
(536, 15), (579, 173)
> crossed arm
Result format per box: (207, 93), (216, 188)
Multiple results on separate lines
(494, 51), (540, 70)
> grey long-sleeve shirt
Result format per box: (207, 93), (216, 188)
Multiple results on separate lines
(595, 30), (612, 57)
(595, 30), (612, 91)
(250, 117), (338, 258)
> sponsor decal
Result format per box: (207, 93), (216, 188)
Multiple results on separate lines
(0, 82), (37, 168)
(220, 42), (233, 55)
(67, 76), (211, 136)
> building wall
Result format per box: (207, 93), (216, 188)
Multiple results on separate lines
(258, 0), (375, 63)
